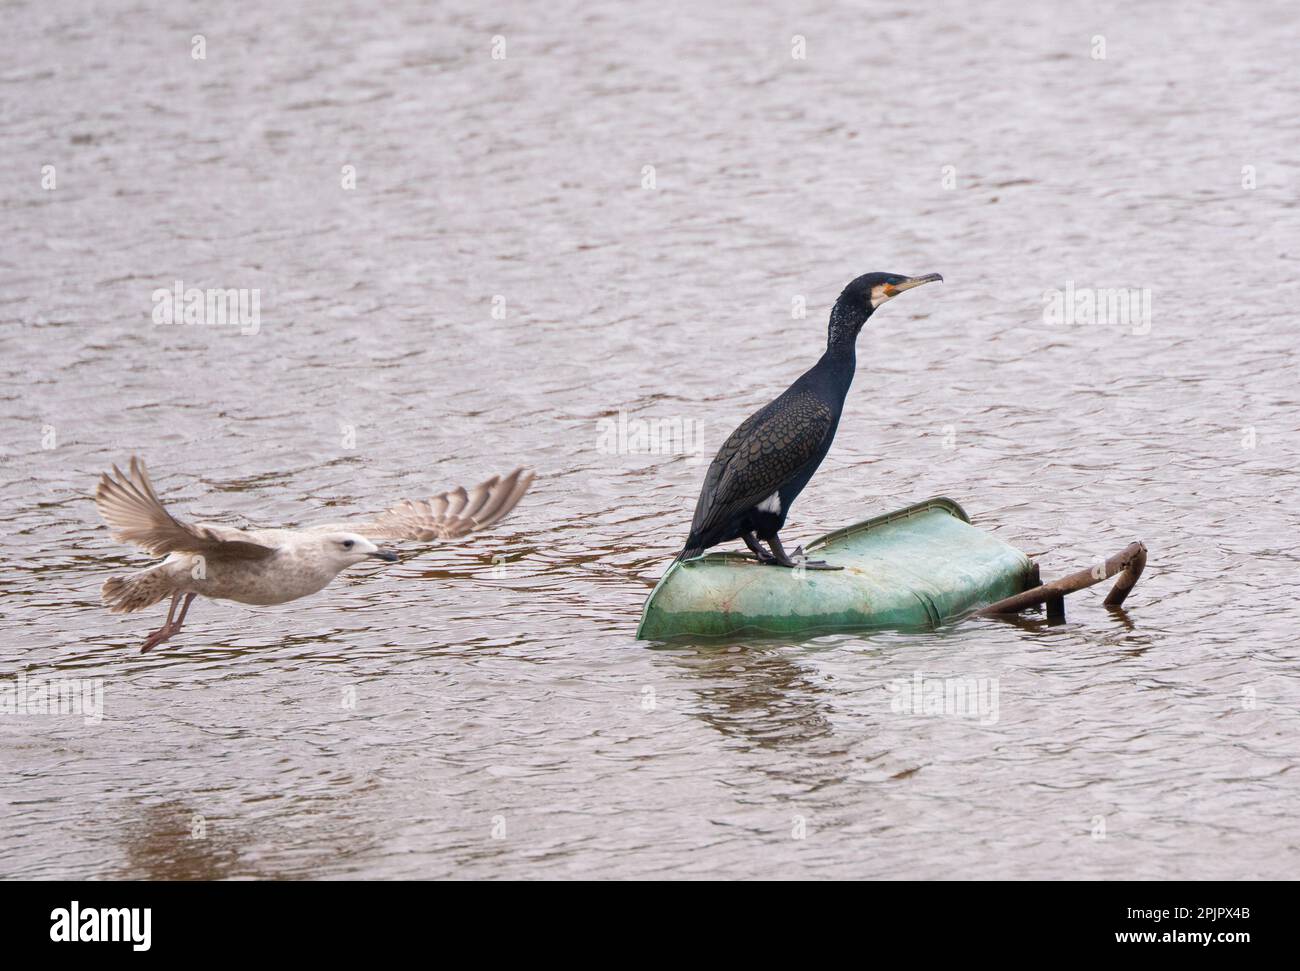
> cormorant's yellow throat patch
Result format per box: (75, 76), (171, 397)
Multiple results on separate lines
(870, 283), (898, 308)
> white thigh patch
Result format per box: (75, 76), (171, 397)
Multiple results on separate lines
(757, 492), (782, 514)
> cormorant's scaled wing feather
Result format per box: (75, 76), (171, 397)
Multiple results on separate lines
(688, 392), (834, 541)
(94, 456), (277, 560)
(315, 468), (534, 543)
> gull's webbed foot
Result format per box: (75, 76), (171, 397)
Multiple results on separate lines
(140, 624), (178, 653)
(139, 593), (196, 654)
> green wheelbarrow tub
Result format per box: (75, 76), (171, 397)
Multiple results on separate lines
(637, 498), (1036, 640)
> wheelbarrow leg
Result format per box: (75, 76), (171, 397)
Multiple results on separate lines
(975, 541), (1147, 618)
(1045, 594), (1066, 625)
(1103, 543), (1147, 607)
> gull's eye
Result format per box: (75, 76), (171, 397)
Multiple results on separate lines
(342, 540), (354, 550)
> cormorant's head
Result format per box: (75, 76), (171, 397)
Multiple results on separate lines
(829, 271), (943, 344)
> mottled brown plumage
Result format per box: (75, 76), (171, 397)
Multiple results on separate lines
(308, 469), (532, 542)
(96, 458), (275, 561)
(94, 457), (534, 652)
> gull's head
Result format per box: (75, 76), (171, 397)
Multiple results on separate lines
(321, 532), (399, 569)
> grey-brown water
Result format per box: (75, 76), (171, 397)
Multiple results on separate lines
(2, 0), (1299, 879)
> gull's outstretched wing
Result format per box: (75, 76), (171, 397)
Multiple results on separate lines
(94, 456), (277, 560)
(312, 468), (534, 542)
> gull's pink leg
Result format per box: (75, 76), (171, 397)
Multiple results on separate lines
(140, 593), (180, 653)
(173, 593), (196, 632)
(140, 592), (196, 654)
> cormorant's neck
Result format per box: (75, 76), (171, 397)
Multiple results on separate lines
(822, 302), (870, 377)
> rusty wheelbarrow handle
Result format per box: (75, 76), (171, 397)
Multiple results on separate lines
(974, 541), (1147, 619)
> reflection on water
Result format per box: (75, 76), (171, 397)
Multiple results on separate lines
(663, 646), (836, 749)
(116, 801), (246, 881)
(2, 0), (1299, 878)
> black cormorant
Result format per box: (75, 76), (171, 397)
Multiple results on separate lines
(676, 271), (942, 568)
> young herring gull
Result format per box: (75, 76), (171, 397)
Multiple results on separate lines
(95, 457), (534, 653)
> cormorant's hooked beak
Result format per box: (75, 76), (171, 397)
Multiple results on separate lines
(368, 549), (399, 562)
(884, 272), (943, 297)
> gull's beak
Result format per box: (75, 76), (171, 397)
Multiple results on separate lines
(368, 549), (399, 562)
(887, 273), (943, 296)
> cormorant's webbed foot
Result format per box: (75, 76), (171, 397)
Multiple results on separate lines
(766, 537), (844, 571)
(791, 544), (842, 570)
(742, 531), (778, 564)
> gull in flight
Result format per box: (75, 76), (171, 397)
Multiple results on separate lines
(95, 457), (534, 652)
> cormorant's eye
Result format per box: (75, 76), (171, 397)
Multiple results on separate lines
(342, 540), (354, 549)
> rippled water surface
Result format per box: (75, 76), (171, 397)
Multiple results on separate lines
(3, 0), (1299, 879)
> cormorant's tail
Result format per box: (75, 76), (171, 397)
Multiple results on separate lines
(675, 543), (706, 563)
(102, 567), (173, 614)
